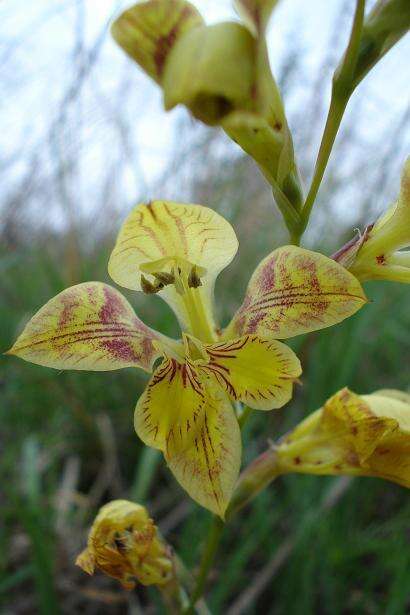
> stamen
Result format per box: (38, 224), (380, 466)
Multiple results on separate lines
(173, 267), (186, 296)
(188, 265), (202, 288)
(141, 275), (163, 294)
(140, 258), (215, 341)
(152, 271), (175, 285)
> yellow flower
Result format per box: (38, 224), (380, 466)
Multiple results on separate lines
(7, 201), (366, 515)
(334, 158), (410, 283)
(76, 500), (173, 589)
(111, 0), (302, 208)
(276, 388), (410, 487)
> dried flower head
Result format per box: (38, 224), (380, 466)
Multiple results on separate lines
(76, 500), (173, 589)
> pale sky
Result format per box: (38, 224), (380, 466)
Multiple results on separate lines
(1, 0), (409, 229)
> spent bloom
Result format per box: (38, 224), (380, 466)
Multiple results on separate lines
(76, 500), (173, 589)
(7, 201), (366, 515)
(334, 158), (410, 283)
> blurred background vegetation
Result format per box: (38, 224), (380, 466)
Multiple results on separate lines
(1, 0), (409, 613)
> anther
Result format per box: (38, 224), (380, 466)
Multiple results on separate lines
(141, 275), (162, 294)
(188, 265), (202, 288)
(152, 271), (175, 285)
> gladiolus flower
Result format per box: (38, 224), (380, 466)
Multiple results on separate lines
(229, 387), (410, 516)
(276, 388), (410, 487)
(76, 500), (173, 589)
(7, 201), (366, 515)
(334, 158), (410, 283)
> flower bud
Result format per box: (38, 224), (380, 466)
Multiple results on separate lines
(334, 158), (410, 283)
(76, 500), (173, 589)
(351, 0), (410, 87)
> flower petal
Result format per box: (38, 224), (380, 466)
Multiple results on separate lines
(6, 282), (162, 371)
(347, 158), (410, 283)
(166, 383), (241, 516)
(163, 22), (255, 124)
(225, 246), (367, 340)
(363, 392), (410, 433)
(368, 157), (410, 252)
(111, 0), (204, 84)
(109, 201), (238, 291)
(362, 391), (410, 487)
(235, 0), (279, 35)
(320, 389), (398, 463)
(201, 335), (301, 410)
(135, 358), (206, 454)
(108, 201), (238, 338)
(222, 111), (288, 186)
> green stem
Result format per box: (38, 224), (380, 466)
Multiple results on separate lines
(131, 446), (161, 503)
(184, 516), (225, 614)
(300, 0), (366, 232)
(301, 93), (349, 224)
(159, 577), (189, 614)
(289, 228), (302, 247)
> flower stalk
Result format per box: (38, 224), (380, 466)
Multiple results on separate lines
(184, 516), (225, 614)
(299, 0), (366, 240)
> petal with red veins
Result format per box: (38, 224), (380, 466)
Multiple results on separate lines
(201, 335), (301, 410)
(225, 246), (367, 340)
(7, 282), (163, 372)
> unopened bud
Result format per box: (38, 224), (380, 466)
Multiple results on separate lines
(333, 158), (410, 283)
(76, 500), (173, 589)
(351, 0), (410, 87)
(274, 388), (410, 489)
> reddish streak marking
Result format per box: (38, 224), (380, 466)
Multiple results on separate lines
(138, 220), (167, 255)
(200, 428), (220, 507)
(110, 241), (152, 260)
(244, 291), (363, 314)
(14, 326), (145, 351)
(163, 202), (189, 255)
(202, 364), (235, 397)
(99, 287), (128, 323)
(146, 201), (157, 221)
(208, 337), (248, 352)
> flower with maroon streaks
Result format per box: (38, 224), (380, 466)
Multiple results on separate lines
(7, 201), (366, 515)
